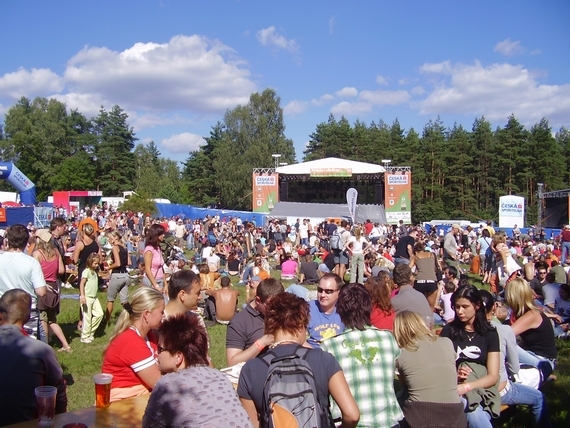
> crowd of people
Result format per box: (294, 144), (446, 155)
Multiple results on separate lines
(1, 207), (569, 427)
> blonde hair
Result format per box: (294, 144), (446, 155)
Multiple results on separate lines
(105, 287), (164, 352)
(86, 252), (100, 270)
(504, 278), (537, 318)
(354, 226), (362, 240)
(35, 238), (56, 259)
(492, 233), (506, 245)
(108, 230), (125, 247)
(393, 311), (437, 351)
(82, 223), (95, 237)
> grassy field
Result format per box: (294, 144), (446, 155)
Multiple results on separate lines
(51, 271), (570, 427)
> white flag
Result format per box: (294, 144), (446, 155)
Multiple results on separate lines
(346, 188), (358, 224)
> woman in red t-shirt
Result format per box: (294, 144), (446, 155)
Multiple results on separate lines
(102, 287), (164, 402)
(365, 273), (396, 331)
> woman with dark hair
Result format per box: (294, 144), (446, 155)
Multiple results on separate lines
(105, 230), (131, 324)
(476, 229), (492, 283)
(409, 242), (441, 310)
(142, 314), (251, 428)
(238, 292), (359, 428)
(226, 251), (241, 277)
(440, 285), (500, 428)
(479, 290), (550, 428)
(143, 224), (166, 292)
(364, 274), (396, 331)
(394, 311), (466, 428)
(322, 283), (403, 428)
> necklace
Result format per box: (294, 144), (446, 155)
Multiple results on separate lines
(270, 339), (299, 349)
(466, 331), (476, 342)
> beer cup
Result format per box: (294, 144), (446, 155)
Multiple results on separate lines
(93, 373), (113, 408)
(35, 386), (57, 426)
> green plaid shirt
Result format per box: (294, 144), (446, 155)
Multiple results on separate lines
(322, 326), (403, 427)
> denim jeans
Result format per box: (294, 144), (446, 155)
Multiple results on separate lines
(501, 381), (551, 427)
(561, 241), (570, 264)
(394, 257), (410, 266)
(460, 397), (492, 428)
(517, 346), (555, 371)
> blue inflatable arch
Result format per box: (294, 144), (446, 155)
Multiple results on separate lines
(0, 162), (36, 205)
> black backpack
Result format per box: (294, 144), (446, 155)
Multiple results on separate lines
(260, 345), (333, 428)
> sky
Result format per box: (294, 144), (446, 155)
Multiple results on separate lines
(1, 1), (569, 165)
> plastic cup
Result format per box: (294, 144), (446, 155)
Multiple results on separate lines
(93, 373), (113, 409)
(35, 386), (57, 426)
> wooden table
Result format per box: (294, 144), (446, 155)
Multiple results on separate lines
(4, 394), (149, 428)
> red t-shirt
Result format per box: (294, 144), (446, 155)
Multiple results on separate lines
(364, 222), (373, 236)
(102, 327), (158, 390)
(370, 307), (396, 332)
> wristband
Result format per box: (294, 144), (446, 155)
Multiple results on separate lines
(464, 383), (472, 392)
(254, 340), (264, 351)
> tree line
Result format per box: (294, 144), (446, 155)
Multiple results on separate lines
(1, 90), (569, 225)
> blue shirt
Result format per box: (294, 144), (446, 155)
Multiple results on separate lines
(307, 300), (344, 348)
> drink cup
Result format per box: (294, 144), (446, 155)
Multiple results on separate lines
(93, 373), (113, 409)
(35, 386), (57, 426)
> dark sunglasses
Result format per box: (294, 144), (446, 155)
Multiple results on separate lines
(157, 345), (167, 354)
(538, 271), (547, 274)
(317, 287), (338, 295)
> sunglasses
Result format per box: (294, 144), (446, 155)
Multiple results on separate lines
(538, 271), (547, 274)
(317, 287), (338, 295)
(157, 345), (167, 354)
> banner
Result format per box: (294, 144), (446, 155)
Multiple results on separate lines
(252, 173), (279, 213)
(498, 195), (525, 228)
(0, 208), (6, 223)
(385, 170), (412, 224)
(34, 206), (56, 228)
(346, 188), (358, 223)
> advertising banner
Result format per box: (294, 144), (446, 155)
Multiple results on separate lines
(498, 195), (525, 228)
(385, 171), (412, 224)
(346, 188), (358, 224)
(34, 206), (56, 228)
(252, 173), (279, 213)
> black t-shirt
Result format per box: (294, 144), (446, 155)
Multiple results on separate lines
(394, 235), (415, 259)
(300, 261), (320, 283)
(440, 325), (500, 367)
(529, 278), (546, 298)
(325, 223), (337, 237)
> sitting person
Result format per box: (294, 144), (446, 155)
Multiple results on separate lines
(0, 289), (67, 425)
(226, 251), (241, 277)
(364, 273), (396, 331)
(322, 283), (403, 427)
(142, 314), (252, 428)
(164, 270), (202, 319)
(549, 283), (570, 338)
(225, 278), (284, 367)
(393, 311), (466, 428)
(479, 290), (550, 428)
(299, 253), (320, 284)
(504, 278), (557, 378)
(102, 287), (165, 402)
(205, 276), (240, 324)
(237, 292), (359, 428)
(280, 253), (298, 280)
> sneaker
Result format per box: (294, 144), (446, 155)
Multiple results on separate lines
(80, 338), (93, 343)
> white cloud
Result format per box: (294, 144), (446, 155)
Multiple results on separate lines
(0, 68), (64, 99)
(284, 100), (308, 115)
(376, 75), (388, 86)
(256, 26), (298, 52)
(411, 86), (425, 95)
(530, 49), (541, 56)
(311, 94), (334, 106)
(64, 35), (256, 113)
(329, 17), (336, 34)
(161, 132), (205, 153)
(335, 87), (358, 98)
(494, 38), (524, 57)
(331, 89), (411, 116)
(418, 60), (570, 127)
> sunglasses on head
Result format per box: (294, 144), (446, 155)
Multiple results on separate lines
(317, 287), (338, 295)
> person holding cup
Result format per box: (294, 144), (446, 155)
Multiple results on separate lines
(0, 289), (67, 425)
(102, 287), (164, 402)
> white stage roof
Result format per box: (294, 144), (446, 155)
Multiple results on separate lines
(275, 157), (385, 175)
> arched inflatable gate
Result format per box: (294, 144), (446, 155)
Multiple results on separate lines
(0, 162), (36, 204)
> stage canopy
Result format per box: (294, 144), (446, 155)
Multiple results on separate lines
(276, 157), (385, 179)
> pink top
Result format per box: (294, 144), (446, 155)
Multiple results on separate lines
(144, 245), (164, 280)
(38, 252), (59, 282)
(281, 259), (298, 277)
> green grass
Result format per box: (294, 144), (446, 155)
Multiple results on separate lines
(50, 268), (570, 427)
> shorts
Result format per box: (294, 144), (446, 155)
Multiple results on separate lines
(39, 308), (58, 324)
(333, 250), (349, 265)
(107, 273), (131, 304)
(414, 280), (438, 295)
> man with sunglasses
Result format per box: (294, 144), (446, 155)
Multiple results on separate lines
(307, 273), (345, 348)
(529, 263), (548, 301)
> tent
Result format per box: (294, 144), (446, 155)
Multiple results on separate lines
(275, 157), (385, 176)
(155, 203), (266, 225)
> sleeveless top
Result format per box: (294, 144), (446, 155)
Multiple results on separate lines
(519, 312), (557, 360)
(38, 251), (59, 283)
(112, 246), (129, 273)
(414, 253), (437, 281)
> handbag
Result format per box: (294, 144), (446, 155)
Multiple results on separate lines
(37, 282), (60, 310)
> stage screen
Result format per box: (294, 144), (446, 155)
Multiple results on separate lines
(544, 196), (569, 228)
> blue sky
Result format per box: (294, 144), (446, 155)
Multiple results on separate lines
(1, 1), (569, 164)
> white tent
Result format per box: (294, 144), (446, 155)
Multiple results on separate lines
(276, 157), (385, 175)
